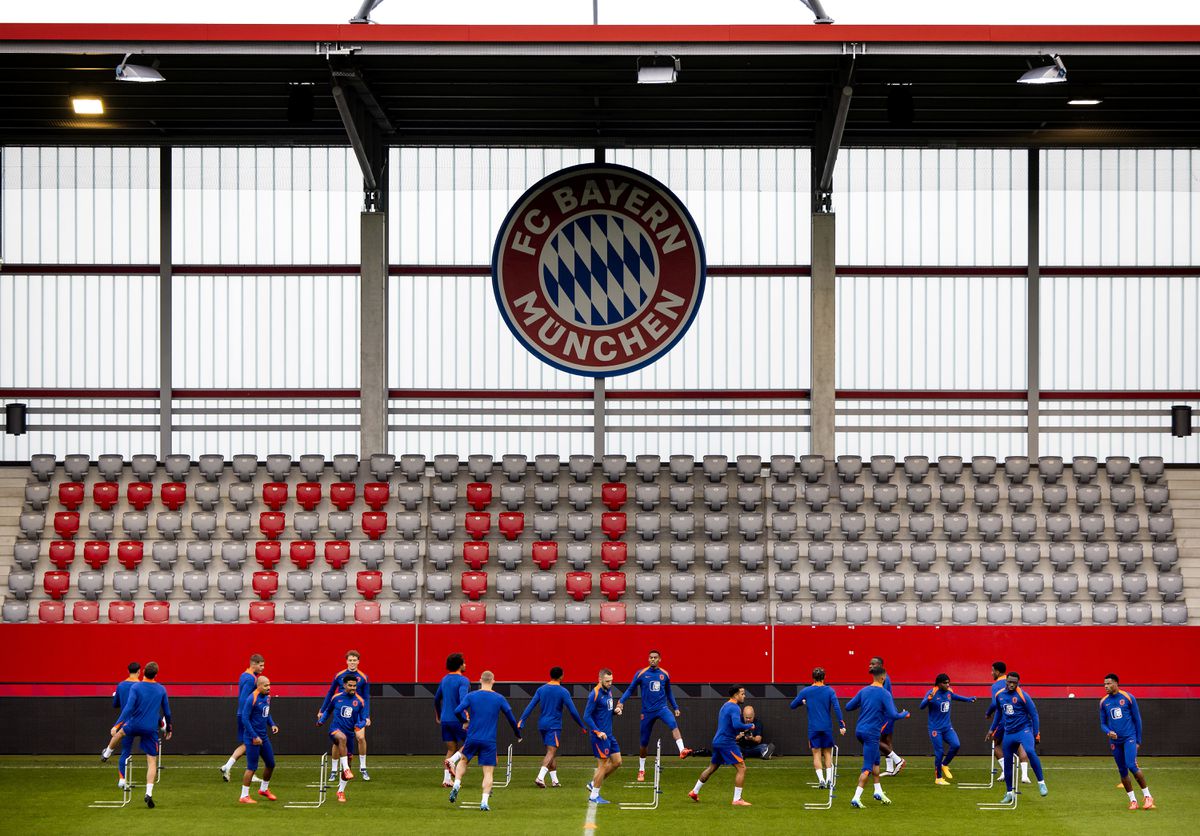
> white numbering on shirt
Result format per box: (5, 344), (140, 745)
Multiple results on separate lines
(1111, 707), (1124, 719)
(940, 702), (950, 713)
(340, 706), (354, 719)
(650, 681), (661, 692)
(1003, 703), (1015, 716)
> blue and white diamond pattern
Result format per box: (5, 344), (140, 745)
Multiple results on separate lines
(539, 212), (659, 329)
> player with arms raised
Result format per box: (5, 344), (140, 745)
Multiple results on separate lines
(518, 665), (583, 788)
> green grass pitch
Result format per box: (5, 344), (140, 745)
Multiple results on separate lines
(2, 754), (1191, 835)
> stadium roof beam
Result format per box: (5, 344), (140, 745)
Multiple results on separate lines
(328, 60), (392, 211)
(811, 54), (854, 214)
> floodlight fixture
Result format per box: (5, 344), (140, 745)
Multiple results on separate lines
(637, 56), (679, 85)
(115, 54), (164, 83)
(350, 0), (386, 23)
(1067, 98), (1102, 106)
(72, 97), (104, 115)
(1018, 55), (1067, 84)
(799, 0), (834, 24)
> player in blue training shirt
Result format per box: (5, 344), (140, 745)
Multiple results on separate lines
(318, 649), (372, 781)
(100, 661), (141, 788)
(790, 666), (846, 789)
(986, 660), (1031, 784)
(688, 685), (754, 806)
(1101, 673), (1154, 810)
(111, 661), (172, 809)
(436, 652), (471, 786)
(618, 650), (693, 780)
(518, 665), (584, 788)
(448, 671), (522, 812)
(988, 671), (1048, 803)
(583, 668), (622, 805)
(845, 664), (910, 808)
(869, 655), (905, 775)
(317, 673), (367, 803)
(220, 653), (264, 782)
(237, 675), (279, 804)
(919, 673), (976, 785)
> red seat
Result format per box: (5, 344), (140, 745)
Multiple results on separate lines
(330, 482), (357, 511)
(58, 482), (84, 510)
(92, 481), (119, 511)
(160, 482), (187, 511)
(600, 601), (627, 624)
(296, 482), (323, 511)
(255, 541), (282, 569)
(463, 541), (490, 570)
(601, 541), (627, 570)
(356, 570), (383, 600)
(600, 571), (627, 601)
(601, 482), (628, 510)
(249, 601), (276, 623)
(127, 482), (153, 511)
(262, 482), (289, 511)
(48, 540), (76, 570)
(259, 511), (286, 540)
(532, 541), (558, 570)
(117, 541), (143, 570)
(460, 602), (487, 624)
(108, 601), (135, 623)
(38, 601), (65, 623)
(601, 512), (627, 540)
(324, 540), (351, 570)
(53, 511), (80, 540)
(354, 601), (381, 624)
(461, 571), (488, 600)
(464, 512), (491, 541)
(290, 540), (316, 569)
(466, 482), (493, 511)
(361, 511), (388, 540)
(72, 601), (100, 623)
(565, 571), (592, 601)
(363, 482), (390, 511)
(252, 570), (279, 600)
(84, 540), (111, 569)
(143, 601), (171, 624)
(43, 570), (70, 600)
(498, 512), (525, 541)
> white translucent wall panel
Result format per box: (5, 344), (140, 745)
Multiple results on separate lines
(835, 148), (1027, 266)
(1, 147), (159, 264)
(174, 147), (361, 264)
(1039, 400), (1200, 462)
(388, 397), (593, 458)
(0, 274), (159, 388)
(390, 147), (589, 264)
(0, 399), (158, 460)
(836, 400), (1027, 459)
(1041, 149), (1200, 266)
(606, 397), (809, 458)
(173, 275), (359, 388)
(836, 276), (1027, 389)
(608, 148), (811, 265)
(172, 399), (359, 459)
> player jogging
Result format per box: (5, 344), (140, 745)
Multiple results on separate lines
(919, 673), (975, 785)
(987, 660), (1031, 784)
(220, 653), (264, 782)
(688, 685), (754, 806)
(869, 655), (905, 775)
(111, 661), (172, 809)
(319, 650), (371, 781)
(583, 668), (622, 805)
(790, 666), (846, 789)
(845, 663), (910, 808)
(448, 671), (522, 812)
(1101, 673), (1154, 810)
(101, 661), (141, 789)
(237, 675), (279, 804)
(436, 653), (471, 786)
(618, 650), (693, 780)
(987, 671), (1049, 803)
(518, 665), (583, 788)
(317, 673), (367, 803)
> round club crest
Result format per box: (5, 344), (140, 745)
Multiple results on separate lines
(492, 163), (706, 377)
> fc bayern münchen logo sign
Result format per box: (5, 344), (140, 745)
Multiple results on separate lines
(492, 163), (706, 377)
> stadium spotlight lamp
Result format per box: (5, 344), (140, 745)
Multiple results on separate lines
(637, 55), (680, 85)
(1017, 55), (1067, 84)
(71, 97), (104, 115)
(350, 0), (386, 23)
(115, 54), (164, 82)
(799, 0), (835, 24)
(1067, 98), (1102, 106)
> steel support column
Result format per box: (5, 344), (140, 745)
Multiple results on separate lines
(158, 149), (172, 457)
(810, 212), (836, 458)
(1027, 148), (1041, 459)
(360, 210), (389, 458)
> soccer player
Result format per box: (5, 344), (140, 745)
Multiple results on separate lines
(987, 671), (1048, 803)
(317, 673), (368, 803)
(919, 673), (976, 785)
(111, 661), (172, 809)
(101, 661), (141, 789)
(237, 675), (279, 804)
(448, 671), (522, 812)
(869, 655), (905, 775)
(518, 665), (584, 788)
(583, 668), (622, 805)
(790, 666), (846, 789)
(319, 650), (371, 781)
(617, 650), (693, 780)
(845, 663), (910, 808)
(437, 653), (471, 786)
(220, 653), (265, 782)
(1100, 673), (1154, 810)
(987, 660), (1031, 784)
(688, 686), (755, 806)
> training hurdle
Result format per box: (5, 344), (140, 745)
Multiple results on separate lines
(959, 752), (999, 790)
(977, 755), (1020, 810)
(804, 745), (838, 811)
(286, 753), (330, 809)
(90, 754), (136, 809)
(458, 744), (514, 809)
(620, 739), (662, 811)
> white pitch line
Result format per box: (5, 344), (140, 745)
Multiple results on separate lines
(583, 799), (599, 835)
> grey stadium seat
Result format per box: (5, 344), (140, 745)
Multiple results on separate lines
(870, 455), (896, 483)
(1076, 485), (1101, 513)
(1012, 511), (1038, 540)
(977, 513), (1002, 542)
(220, 541), (247, 569)
(24, 484), (50, 511)
(213, 602), (241, 623)
(669, 512), (695, 541)
(394, 542), (420, 570)
(914, 572), (940, 601)
(533, 512), (559, 540)
(327, 512), (353, 540)
(842, 543), (868, 571)
(736, 455), (762, 483)
(391, 571), (419, 600)
(183, 570), (209, 601)
(267, 454), (293, 482)
(943, 512), (968, 541)
(433, 483), (458, 511)
(566, 542), (591, 570)
(286, 571), (313, 600)
(970, 455), (997, 483)
(739, 513), (765, 541)
(835, 455), (862, 483)
(1080, 513), (1106, 542)
(359, 541), (385, 570)
(148, 570), (174, 601)
(568, 455), (594, 482)
(703, 513), (730, 541)
(223, 512), (250, 540)
(397, 483), (425, 511)
(669, 455), (694, 482)
(739, 573), (766, 602)
(804, 483), (831, 512)
(908, 513), (934, 541)
(952, 603), (979, 624)
(838, 483), (864, 511)
(1138, 456), (1165, 484)
(30, 454), (57, 482)
(843, 572), (870, 602)
(426, 572), (453, 600)
(706, 602), (732, 625)
(1121, 572), (1148, 603)
(903, 455), (930, 483)
(531, 603), (557, 624)
(1125, 603), (1152, 625)
(774, 542), (800, 571)
(78, 570), (105, 599)
(130, 454), (157, 482)
(1083, 543), (1110, 571)
(635, 455), (661, 483)
(1014, 544), (1041, 572)
(467, 454), (493, 482)
(1037, 456), (1064, 484)
(811, 602), (837, 626)
(807, 543), (834, 570)
(741, 604), (768, 625)
(774, 572), (802, 601)
(499, 484), (525, 511)
(292, 511), (319, 541)
(565, 602), (591, 624)
(773, 512), (798, 541)
(1051, 572), (1078, 602)
(1049, 543), (1076, 572)
(1088, 572), (1114, 602)
(906, 483), (932, 512)
(881, 603), (907, 626)
(776, 602), (803, 625)
(634, 572), (661, 601)
(635, 544), (661, 570)
(156, 512), (182, 541)
(846, 602), (872, 625)
(702, 543), (728, 570)
(321, 571), (349, 600)
(702, 455), (728, 483)
(873, 513), (899, 541)
(568, 483), (594, 511)
(1110, 484), (1135, 513)
(88, 511), (115, 540)
(916, 602), (944, 625)
(982, 572), (1009, 602)
(428, 543), (454, 571)
(178, 601), (206, 624)
(671, 543), (696, 570)
(494, 603), (521, 624)
(909, 543), (936, 571)
(808, 571), (836, 601)
(1020, 603), (1047, 625)
(198, 454), (224, 482)
(7, 571), (34, 600)
(433, 455), (458, 482)
(979, 543), (1006, 572)
(669, 572), (696, 601)
(1143, 486), (1169, 514)
(1017, 572), (1044, 602)
(739, 543), (766, 572)
(530, 571), (556, 601)
(1004, 456), (1030, 484)
(1117, 544), (1143, 572)
(63, 453), (90, 481)
(320, 602), (347, 624)
(1114, 513), (1139, 542)
(876, 543), (903, 571)
(800, 455), (826, 483)
(771, 454), (797, 483)
(13, 542), (40, 570)
(669, 603), (696, 624)
(987, 603), (1014, 625)
(113, 570), (140, 600)
(1007, 484), (1033, 512)
(840, 512), (866, 541)
(1042, 484), (1068, 513)
(737, 483), (763, 511)
(771, 482), (797, 511)
(1162, 603), (1189, 625)
(186, 541), (213, 570)
(1106, 456), (1132, 484)
(1091, 603), (1119, 625)
(428, 513), (454, 540)
(300, 454), (327, 481)
(502, 454), (528, 482)
(190, 512), (217, 541)
(973, 483), (999, 512)
(536, 454), (561, 482)
(878, 572), (905, 602)
(98, 454), (125, 482)
(228, 483), (255, 511)
(946, 543), (972, 572)
(871, 483), (898, 512)
(1045, 513), (1070, 542)
(19, 512), (45, 540)
(1152, 543), (1179, 572)
(495, 542), (521, 570)
(1055, 602), (1082, 625)
(232, 454), (258, 482)
(937, 455), (963, 483)
(635, 484), (661, 511)
(284, 601), (311, 623)
(1148, 514), (1174, 542)
(636, 513), (661, 541)
(635, 603), (662, 624)
(670, 484), (695, 511)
